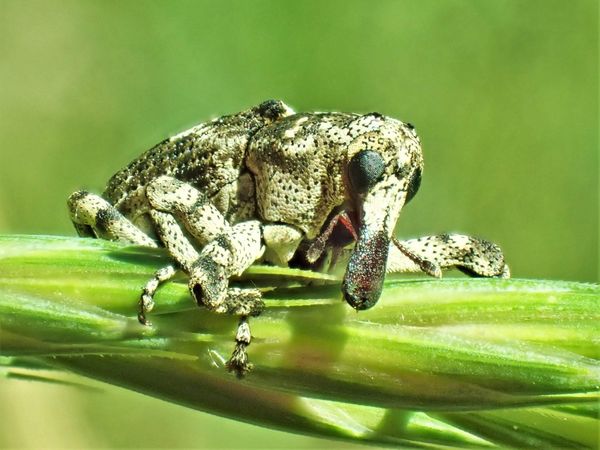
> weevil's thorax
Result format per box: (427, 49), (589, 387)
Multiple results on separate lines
(103, 100), (294, 220)
(246, 112), (423, 238)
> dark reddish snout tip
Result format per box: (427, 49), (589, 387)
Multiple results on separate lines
(343, 286), (382, 310)
(342, 230), (389, 310)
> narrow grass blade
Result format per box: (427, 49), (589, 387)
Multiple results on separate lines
(1, 235), (598, 447)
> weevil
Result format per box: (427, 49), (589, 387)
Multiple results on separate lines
(68, 100), (509, 376)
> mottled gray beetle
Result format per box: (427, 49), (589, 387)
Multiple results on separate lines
(68, 100), (508, 376)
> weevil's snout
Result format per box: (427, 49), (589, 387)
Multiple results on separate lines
(341, 149), (399, 310)
(344, 291), (378, 311)
(342, 230), (389, 310)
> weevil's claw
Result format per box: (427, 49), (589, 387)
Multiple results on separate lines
(226, 346), (253, 378)
(137, 311), (152, 327)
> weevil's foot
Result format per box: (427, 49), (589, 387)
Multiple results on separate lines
(227, 318), (253, 377)
(137, 293), (155, 326)
(421, 259), (442, 278)
(226, 345), (253, 378)
(137, 311), (152, 327)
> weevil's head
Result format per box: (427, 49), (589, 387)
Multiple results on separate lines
(342, 114), (423, 310)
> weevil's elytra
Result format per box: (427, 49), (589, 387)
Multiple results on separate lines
(68, 99), (509, 376)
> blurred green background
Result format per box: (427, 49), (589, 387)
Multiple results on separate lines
(0, 0), (597, 448)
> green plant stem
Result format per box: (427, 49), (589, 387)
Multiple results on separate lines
(0, 235), (598, 447)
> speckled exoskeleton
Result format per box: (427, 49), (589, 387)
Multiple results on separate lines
(67, 100), (509, 376)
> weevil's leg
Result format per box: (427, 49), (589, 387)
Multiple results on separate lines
(138, 264), (177, 325)
(155, 217), (265, 376)
(387, 234), (509, 278)
(146, 175), (265, 293)
(146, 178), (266, 375)
(187, 221), (265, 377)
(138, 210), (202, 326)
(148, 210), (200, 270)
(67, 191), (157, 247)
(187, 220), (264, 299)
(288, 210), (355, 271)
(146, 176), (228, 247)
(221, 289), (264, 377)
(305, 210), (357, 264)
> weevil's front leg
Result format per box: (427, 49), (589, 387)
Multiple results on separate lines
(223, 290), (264, 377)
(304, 210), (357, 264)
(146, 176), (266, 375)
(150, 211), (265, 376)
(67, 191), (157, 247)
(187, 221), (264, 308)
(286, 210), (357, 272)
(387, 234), (509, 278)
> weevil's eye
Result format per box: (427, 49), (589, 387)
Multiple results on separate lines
(347, 150), (386, 195)
(405, 166), (422, 204)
